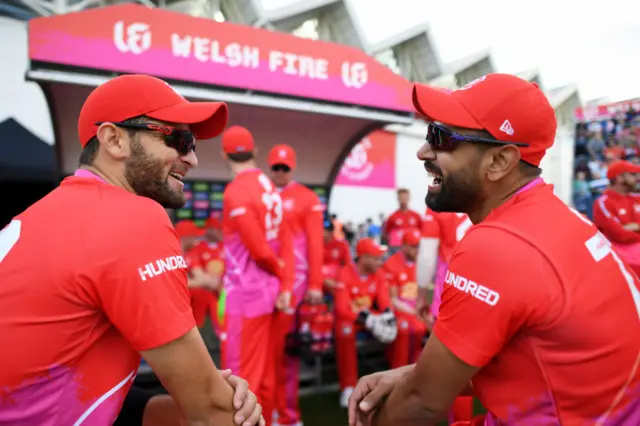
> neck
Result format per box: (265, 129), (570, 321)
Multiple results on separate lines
(80, 164), (136, 194)
(230, 160), (257, 176)
(612, 184), (630, 195)
(356, 262), (369, 276)
(399, 205), (408, 212)
(468, 176), (538, 225)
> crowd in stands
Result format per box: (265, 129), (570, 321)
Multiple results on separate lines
(573, 107), (640, 218)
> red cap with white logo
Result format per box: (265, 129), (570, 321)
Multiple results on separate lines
(268, 144), (297, 169)
(412, 73), (557, 167)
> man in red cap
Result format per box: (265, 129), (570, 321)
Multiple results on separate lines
(192, 217), (226, 334)
(593, 160), (640, 273)
(348, 74), (640, 426)
(382, 188), (423, 253)
(333, 238), (398, 408)
(218, 126), (295, 426)
(265, 143), (325, 426)
(381, 228), (427, 369)
(0, 75), (263, 426)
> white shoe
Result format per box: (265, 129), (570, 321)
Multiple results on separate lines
(339, 387), (354, 408)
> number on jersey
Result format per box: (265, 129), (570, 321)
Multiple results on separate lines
(0, 220), (21, 263)
(258, 174), (283, 240)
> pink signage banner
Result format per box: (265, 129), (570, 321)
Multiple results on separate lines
(28, 4), (413, 113)
(335, 130), (396, 188)
(575, 98), (640, 121)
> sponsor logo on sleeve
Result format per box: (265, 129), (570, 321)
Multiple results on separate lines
(138, 255), (188, 281)
(444, 270), (500, 306)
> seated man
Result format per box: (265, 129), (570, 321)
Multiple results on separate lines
(334, 238), (398, 407)
(382, 228), (428, 369)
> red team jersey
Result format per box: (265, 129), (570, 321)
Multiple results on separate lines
(382, 252), (418, 306)
(0, 176), (195, 425)
(435, 183), (640, 424)
(334, 265), (391, 322)
(593, 189), (640, 244)
(194, 240), (225, 276)
(384, 209), (423, 246)
(421, 209), (473, 263)
(323, 238), (352, 281)
(278, 181), (325, 293)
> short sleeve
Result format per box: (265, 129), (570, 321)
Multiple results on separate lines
(223, 183), (253, 218)
(82, 199), (196, 352)
(433, 226), (559, 367)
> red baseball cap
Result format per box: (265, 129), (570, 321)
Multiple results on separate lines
(222, 126), (255, 154)
(412, 73), (557, 167)
(268, 144), (297, 169)
(356, 238), (387, 257)
(174, 220), (204, 238)
(78, 74), (228, 147)
(402, 228), (422, 246)
(606, 160), (640, 180)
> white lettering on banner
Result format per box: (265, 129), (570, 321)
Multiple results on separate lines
(268, 51), (329, 80)
(444, 271), (500, 306)
(171, 34), (260, 68)
(341, 62), (368, 89)
(138, 255), (187, 282)
(113, 21), (151, 55)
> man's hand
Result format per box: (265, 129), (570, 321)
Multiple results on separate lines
(371, 309), (398, 344)
(275, 291), (292, 312)
(219, 369), (265, 426)
(305, 289), (324, 305)
(624, 222), (640, 232)
(323, 278), (339, 291)
(347, 365), (414, 426)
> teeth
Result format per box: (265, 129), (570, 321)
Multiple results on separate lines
(169, 172), (183, 181)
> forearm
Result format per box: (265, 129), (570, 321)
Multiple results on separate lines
(392, 297), (416, 314)
(372, 370), (442, 426)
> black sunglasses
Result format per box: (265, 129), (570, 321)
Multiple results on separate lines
(427, 122), (530, 151)
(96, 122), (196, 156)
(271, 164), (291, 173)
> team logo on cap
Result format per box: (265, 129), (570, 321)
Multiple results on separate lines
(499, 119), (515, 136)
(458, 76), (487, 91)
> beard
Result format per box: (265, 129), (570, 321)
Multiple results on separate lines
(425, 162), (483, 213)
(124, 139), (186, 209)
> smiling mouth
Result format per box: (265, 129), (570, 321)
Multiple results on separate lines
(424, 163), (443, 188)
(169, 172), (184, 181)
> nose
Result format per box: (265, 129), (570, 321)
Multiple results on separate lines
(181, 149), (198, 168)
(417, 142), (435, 161)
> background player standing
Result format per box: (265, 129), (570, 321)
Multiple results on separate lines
(219, 126), (295, 426)
(333, 238), (398, 408)
(382, 188), (423, 253)
(381, 228), (428, 369)
(267, 144), (325, 426)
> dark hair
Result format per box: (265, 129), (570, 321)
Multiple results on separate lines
(79, 116), (148, 166)
(397, 188), (409, 195)
(227, 151), (254, 163)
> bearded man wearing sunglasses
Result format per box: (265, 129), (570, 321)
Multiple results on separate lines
(0, 75), (264, 426)
(348, 74), (640, 426)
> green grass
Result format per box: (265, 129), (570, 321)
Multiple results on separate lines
(300, 392), (486, 426)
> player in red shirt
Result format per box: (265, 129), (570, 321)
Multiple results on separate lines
(334, 238), (398, 408)
(0, 75), (262, 426)
(593, 160), (640, 275)
(266, 144), (325, 426)
(195, 217), (225, 334)
(382, 188), (422, 251)
(417, 210), (472, 325)
(381, 228), (427, 369)
(349, 74), (640, 426)
(219, 126), (295, 426)
(322, 222), (353, 290)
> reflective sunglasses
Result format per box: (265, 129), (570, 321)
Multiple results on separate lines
(95, 121), (197, 156)
(427, 122), (530, 151)
(271, 164), (291, 173)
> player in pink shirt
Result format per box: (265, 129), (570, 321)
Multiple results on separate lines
(219, 126), (295, 426)
(267, 144), (325, 426)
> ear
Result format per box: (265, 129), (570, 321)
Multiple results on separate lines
(253, 147), (259, 156)
(485, 145), (521, 182)
(96, 123), (130, 160)
(221, 150), (228, 160)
